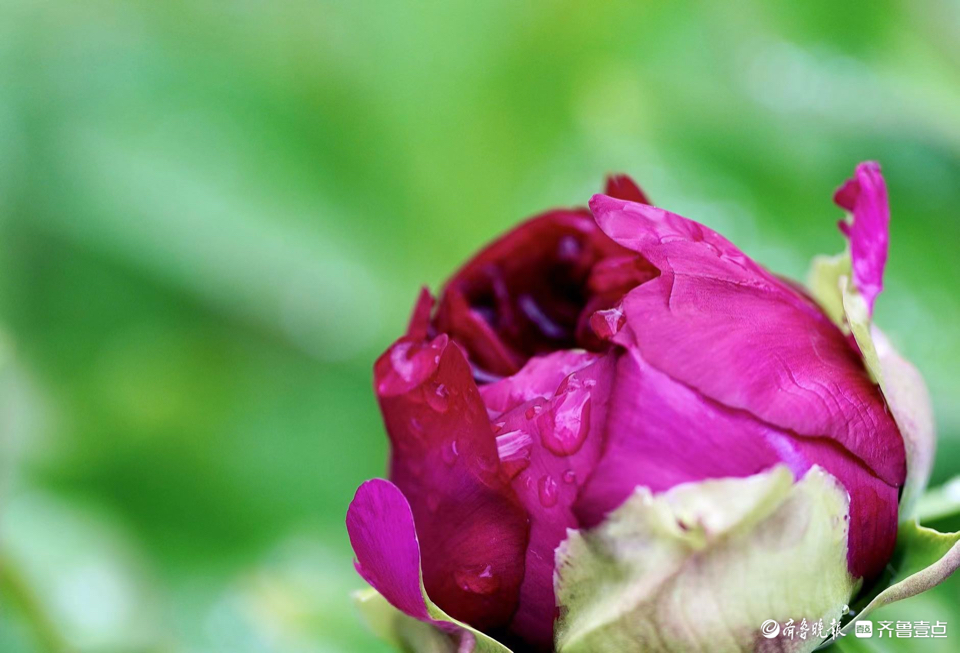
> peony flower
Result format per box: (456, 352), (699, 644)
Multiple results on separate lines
(346, 163), (958, 653)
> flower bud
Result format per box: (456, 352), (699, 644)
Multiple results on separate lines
(347, 164), (944, 652)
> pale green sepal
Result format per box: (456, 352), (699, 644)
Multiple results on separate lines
(839, 279), (880, 384)
(872, 328), (935, 519)
(554, 466), (856, 653)
(423, 592), (515, 653)
(808, 252), (851, 329)
(916, 476), (960, 523)
(353, 586), (515, 653)
(842, 520), (960, 635)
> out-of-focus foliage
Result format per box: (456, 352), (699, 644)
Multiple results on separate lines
(0, 1), (958, 651)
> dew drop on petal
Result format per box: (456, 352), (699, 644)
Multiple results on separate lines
(426, 382), (450, 413)
(540, 393), (591, 457)
(495, 430), (533, 479)
(562, 470), (577, 485)
(455, 564), (500, 595)
(389, 342), (416, 381)
(538, 474), (559, 508)
(590, 306), (626, 341)
(442, 440), (459, 465)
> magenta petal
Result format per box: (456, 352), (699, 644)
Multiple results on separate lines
(375, 335), (529, 632)
(834, 161), (889, 314)
(346, 479), (438, 623)
(575, 348), (899, 581)
(590, 194), (789, 295)
(588, 195), (905, 488)
(616, 273), (903, 486)
(575, 348), (807, 524)
(491, 353), (616, 650)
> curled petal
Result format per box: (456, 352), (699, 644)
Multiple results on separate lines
(834, 161), (889, 315)
(590, 194), (793, 297)
(347, 480), (516, 652)
(589, 194), (903, 488)
(408, 287), (436, 340)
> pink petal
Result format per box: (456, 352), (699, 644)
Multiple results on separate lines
(347, 479), (439, 623)
(492, 353), (617, 650)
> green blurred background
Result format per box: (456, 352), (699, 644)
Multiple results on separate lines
(1, 1), (959, 651)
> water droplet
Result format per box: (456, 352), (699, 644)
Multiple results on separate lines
(496, 430), (533, 479)
(539, 392), (591, 457)
(455, 564), (499, 595)
(389, 342), (416, 381)
(590, 307), (626, 340)
(492, 422), (505, 434)
(442, 440), (459, 465)
(426, 382), (450, 412)
(562, 470), (577, 485)
(538, 475), (559, 508)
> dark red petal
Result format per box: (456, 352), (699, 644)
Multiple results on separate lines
(374, 335), (530, 632)
(434, 209), (634, 377)
(407, 287), (435, 340)
(605, 174), (651, 204)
